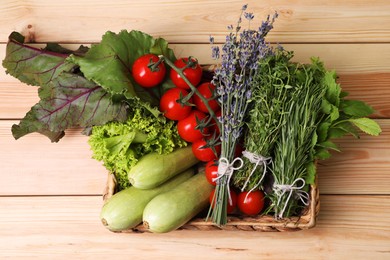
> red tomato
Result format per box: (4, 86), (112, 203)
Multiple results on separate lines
(170, 57), (202, 89)
(209, 110), (221, 136)
(193, 82), (220, 113)
(132, 54), (166, 88)
(237, 190), (265, 216)
(205, 160), (218, 185)
(177, 111), (209, 142)
(192, 139), (220, 162)
(209, 188), (237, 214)
(159, 88), (193, 121)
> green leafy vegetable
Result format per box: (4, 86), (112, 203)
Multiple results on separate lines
(348, 118), (381, 136)
(68, 30), (176, 105)
(88, 106), (187, 190)
(341, 100), (374, 117)
(11, 73), (128, 142)
(2, 30), (177, 142)
(316, 70), (382, 154)
(2, 32), (86, 86)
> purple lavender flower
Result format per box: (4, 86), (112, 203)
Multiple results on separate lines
(208, 4), (279, 226)
(244, 12), (254, 21)
(209, 35), (214, 44)
(211, 46), (220, 60)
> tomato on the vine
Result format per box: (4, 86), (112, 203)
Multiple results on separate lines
(237, 190), (265, 216)
(209, 109), (221, 136)
(132, 54), (166, 88)
(209, 188), (237, 214)
(160, 88), (193, 121)
(177, 110), (209, 142)
(170, 57), (202, 89)
(205, 160), (218, 186)
(192, 139), (220, 162)
(193, 82), (220, 113)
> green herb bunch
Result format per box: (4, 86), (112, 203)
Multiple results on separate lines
(270, 56), (326, 218)
(264, 52), (381, 218)
(233, 49), (294, 192)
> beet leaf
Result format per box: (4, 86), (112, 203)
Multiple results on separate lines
(2, 32), (87, 86)
(12, 73), (128, 142)
(68, 30), (176, 106)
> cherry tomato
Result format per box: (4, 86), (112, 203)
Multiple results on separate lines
(177, 110), (209, 142)
(209, 110), (221, 136)
(192, 139), (221, 162)
(205, 160), (218, 186)
(159, 88), (193, 121)
(237, 190), (265, 216)
(193, 82), (220, 113)
(170, 57), (202, 89)
(132, 54), (166, 88)
(209, 188), (237, 214)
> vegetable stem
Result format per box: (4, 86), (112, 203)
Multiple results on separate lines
(158, 55), (220, 129)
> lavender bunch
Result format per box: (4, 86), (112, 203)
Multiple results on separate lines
(208, 5), (278, 225)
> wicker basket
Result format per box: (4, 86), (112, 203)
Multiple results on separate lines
(102, 173), (320, 232)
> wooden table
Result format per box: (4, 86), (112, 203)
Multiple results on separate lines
(1, 1), (389, 258)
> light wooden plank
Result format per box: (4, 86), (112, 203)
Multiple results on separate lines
(1, 120), (389, 195)
(1, 43), (390, 119)
(1, 0), (390, 44)
(2, 43), (390, 78)
(318, 119), (390, 195)
(337, 73), (390, 119)
(0, 195), (389, 259)
(0, 120), (107, 196)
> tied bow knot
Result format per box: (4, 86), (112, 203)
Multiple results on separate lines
(241, 150), (272, 195)
(273, 178), (310, 219)
(213, 157), (244, 204)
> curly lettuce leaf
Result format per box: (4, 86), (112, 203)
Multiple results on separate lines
(69, 30), (176, 106)
(2, 32), (86, 86)
(88, 106), (186, 190)
(12, 72), (128, 142)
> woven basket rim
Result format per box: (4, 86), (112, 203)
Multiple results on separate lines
(102, 173), (319, 232)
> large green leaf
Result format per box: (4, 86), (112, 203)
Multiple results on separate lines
(323, 70), (341, 107)
(349, 118), (382, 136)
(69, 30), (176, 104)
(12, 73), (128, 142)
(2, 32), (84, 86)
(341, 99), (374, 117)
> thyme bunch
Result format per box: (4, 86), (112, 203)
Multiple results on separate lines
(233, 49), (294, 192)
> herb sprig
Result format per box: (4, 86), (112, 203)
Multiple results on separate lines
(208, 5), (278, 226)
(233, 49), (294, 192)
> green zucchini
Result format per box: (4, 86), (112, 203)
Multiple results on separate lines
(100, 168), (194, 232)
(143, 172), (213, 233)
(128, 146), (198, 189)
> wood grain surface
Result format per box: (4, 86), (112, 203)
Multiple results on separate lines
(1, 0), (389, 259)
(1, 195), (389, 259)
(1, 0), (390, 43)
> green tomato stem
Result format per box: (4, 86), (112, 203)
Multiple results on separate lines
(159, 55), (221, 130)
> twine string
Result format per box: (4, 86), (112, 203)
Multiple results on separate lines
(273, 177), (310, 219)
(241, 151), (272, 201)
(213, 157), (244, 205)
